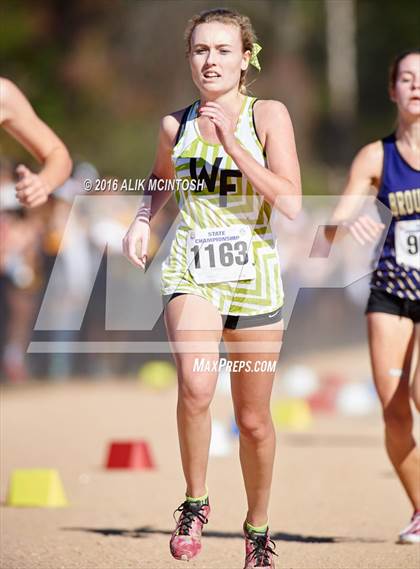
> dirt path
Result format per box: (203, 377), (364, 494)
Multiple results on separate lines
(1, 378), (419, 569)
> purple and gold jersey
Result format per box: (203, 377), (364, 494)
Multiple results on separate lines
(371, 133), (420, 300)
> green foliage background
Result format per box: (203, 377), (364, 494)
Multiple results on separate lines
(1, 0), (419, 192)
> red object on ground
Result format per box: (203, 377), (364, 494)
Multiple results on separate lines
(307, 390), (337, 413)
(307, 374), (346, 414)
(105, 441), (155, 469)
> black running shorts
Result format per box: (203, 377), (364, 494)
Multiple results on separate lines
(162, 293), (283, 330)
(365, 289), (420, 323)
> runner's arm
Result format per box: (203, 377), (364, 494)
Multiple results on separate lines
(134, 112), (182, 223)
(0, 77), (72, 193)
(227, 100), (302, 219)
(325, 141), (383, 243)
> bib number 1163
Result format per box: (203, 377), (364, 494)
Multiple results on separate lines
(187, 225), (256, 284)
(191, 240), (248, 269)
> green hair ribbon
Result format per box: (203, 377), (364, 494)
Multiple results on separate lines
(249, 42), (262, 71)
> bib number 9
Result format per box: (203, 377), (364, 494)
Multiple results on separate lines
(395, 220), (420, 270)
(407, 234), (419, 256)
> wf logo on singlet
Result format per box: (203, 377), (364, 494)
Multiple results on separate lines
(190, 158), (241, 207)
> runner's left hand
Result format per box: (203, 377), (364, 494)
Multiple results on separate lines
(15, 164), (50, 208)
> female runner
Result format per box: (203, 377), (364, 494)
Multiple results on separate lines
(328, 50), (420, 544)
(123, 8), (301, 567)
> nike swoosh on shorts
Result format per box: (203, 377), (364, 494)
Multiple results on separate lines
(268, 310), (280, 318)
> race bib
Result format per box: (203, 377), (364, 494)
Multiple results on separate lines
(187, 225), (256, 284)
(395, 219), (420, 270)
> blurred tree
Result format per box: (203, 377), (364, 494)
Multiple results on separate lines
(1, 0), (418, 188)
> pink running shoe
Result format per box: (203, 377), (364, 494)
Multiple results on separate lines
(170, 499), (210, 561)
(243, 523), (277, 568)
(398, 511), (420, 544)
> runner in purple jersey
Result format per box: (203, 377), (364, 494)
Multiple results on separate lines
(328, 50), (420, 544)
(371, 132), (419, 300)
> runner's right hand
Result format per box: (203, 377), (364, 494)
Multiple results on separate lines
(122, 218), (150, 269)
(344, 215), (386, 246)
